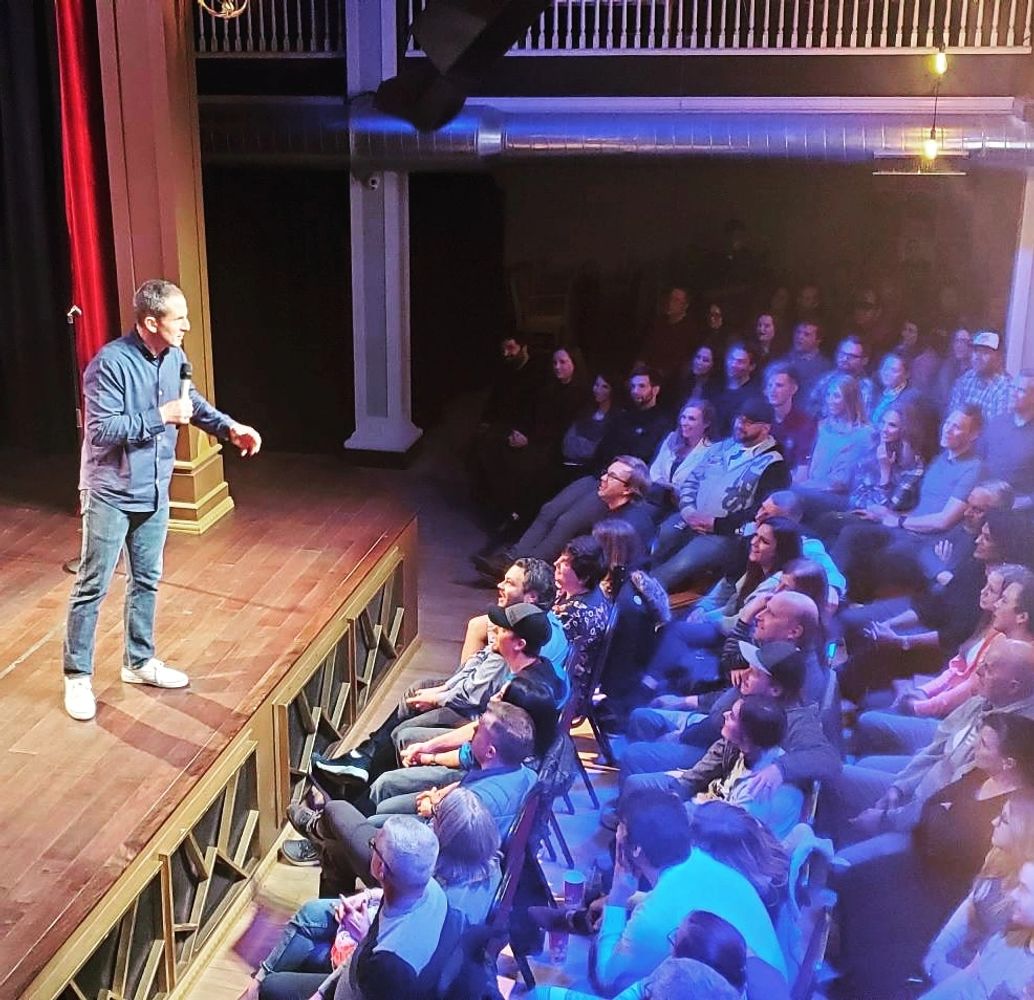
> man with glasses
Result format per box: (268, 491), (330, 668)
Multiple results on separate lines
(806, 335), (875, 417)
(476, 453), (655, 574)
(650, 398), (789, 591)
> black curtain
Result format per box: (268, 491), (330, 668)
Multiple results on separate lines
(0, 0), (74, 451)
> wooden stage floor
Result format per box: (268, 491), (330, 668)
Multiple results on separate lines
(0, 452), (417, 1000)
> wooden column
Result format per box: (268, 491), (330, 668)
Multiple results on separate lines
(95, 0), (233, 533)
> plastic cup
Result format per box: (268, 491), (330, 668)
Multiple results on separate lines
(548, 928), (569, 964)
(563, 869), (586, 907)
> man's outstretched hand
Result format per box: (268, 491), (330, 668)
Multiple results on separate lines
(229, 423), (262, 457)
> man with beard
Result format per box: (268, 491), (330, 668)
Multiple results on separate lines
(650, 398), (790, 591)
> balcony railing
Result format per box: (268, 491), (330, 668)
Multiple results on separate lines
(194, 0), (344, 56)
(405, 0), (1033, 53)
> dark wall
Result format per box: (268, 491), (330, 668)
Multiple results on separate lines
(202, 166), (353, 452)
(409, 172), (508, 425)
(495, 159), (1023, 338)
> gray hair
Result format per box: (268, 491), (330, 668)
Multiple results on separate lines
(643, 958), (740, 1000)
(380, 815), (439, 891)
(512, 557), (556, 610)
(432, 786), (501, 887)
(133, 279), (184, 325)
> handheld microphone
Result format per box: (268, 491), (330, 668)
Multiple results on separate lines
(179, 362), (193, 404)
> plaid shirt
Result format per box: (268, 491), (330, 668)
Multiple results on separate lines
(948, 369), (1012, 422)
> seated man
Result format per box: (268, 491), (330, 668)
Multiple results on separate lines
(287, 701), (537, 895)
(983, 369), (1034, 507)
(476, 453), (656, 574)
(833, 638), (1034, 848)
(650, 398), (790, 591)
(765, 363), (817, 474)
(587, 789), (785, 994)
(831, 405), (985, 588)
(311, 558), (567, 785)
(916, 480), (1014, 583)
(621, 638), (839, 811)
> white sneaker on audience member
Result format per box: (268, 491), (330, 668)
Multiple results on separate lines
(64, 674), (96, 721)
(121, 658), (189, 689)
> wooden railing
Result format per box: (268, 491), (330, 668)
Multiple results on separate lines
(404, 0), (1033, 53)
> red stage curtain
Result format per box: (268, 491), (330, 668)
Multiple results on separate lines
(54, 0), (117, 376)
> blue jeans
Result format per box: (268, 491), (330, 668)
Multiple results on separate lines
(63, 490), (169, 676)
(854, 710), (938, 757)
(260, 898), (336, 976)
(650, 516), (736, 591)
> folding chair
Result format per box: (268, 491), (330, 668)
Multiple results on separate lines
(482, 783), (547, 990)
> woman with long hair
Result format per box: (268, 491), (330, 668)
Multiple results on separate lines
(677, 343), (720, 407)
(687, 800), (791, 912)
(648, 400), (715, 510)
(592, 518), (645, 600)
(791, 374), (872, 516)
(895, 318), (941, 396)
(561, 371), (621, 478)
(924, 787), (1034, 986)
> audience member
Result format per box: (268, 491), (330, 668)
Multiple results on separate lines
(592, 518), (645, 599)
(650, 397), (789, 590)
(713, 340), (764, 437)
(637, 286), (698, 392)
(923, 793), (1034, 997)
(895, 318), (942, 396)
(676, 343), (721, 408)
(646, 400), (715, 510)
(806, 335), (875, 418)
(935, 325), (973, 408)
(791, 374), (872, 517)
(560, 371), (621, 480)
(949, 329), (1012, 423)
(479, 454), (654, 573)
(764, 363), (817, 472)
(782, 320), (831, 401)
(984, 369), (1034, 507)
(309, 558), (565, 788)
(870, 352), (913, 426)
(552, 535), (610, 683)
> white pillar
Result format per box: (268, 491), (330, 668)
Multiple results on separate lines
(1006, 169), (1034, 375)
(343, 0), (421, 454)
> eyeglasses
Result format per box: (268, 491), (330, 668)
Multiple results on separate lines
(838, 349), (866, 360)
(601, 470), (630, 485)
(368, 837), (392, 875)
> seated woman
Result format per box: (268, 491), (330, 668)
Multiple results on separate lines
(915, 715), (1034, 908)
(921, 860), (1034, 999)
(923, 789), (1034, 993)
(592, 517), (646, 601)
(791, 373), (872, 520)
(838, 512), (1033, 703)
(894, 319), (942, 396)
(646, 400), (715, 514)
(642, 517), (802, 691)
(853, 564), (1028, 757)
(550, 535), (611, 687)
(559, 371), (621, 484)
(676, 343), (721, 408)
(870, 352), (913, 427)
(815, 404), (925, 546)
(243, 798), (498, 1000)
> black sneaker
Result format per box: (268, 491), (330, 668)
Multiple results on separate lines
(311, 750), (371, 783)
(280, 839), (321, 867)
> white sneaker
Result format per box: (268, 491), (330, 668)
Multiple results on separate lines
(121, 658), (189, 689)
(64, 675), (96, 721)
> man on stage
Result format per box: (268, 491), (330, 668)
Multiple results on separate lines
(62, 279), (262, 721)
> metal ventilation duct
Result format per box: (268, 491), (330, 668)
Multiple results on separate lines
(348, 94), (1034, 171)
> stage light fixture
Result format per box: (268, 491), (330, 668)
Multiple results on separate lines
(933, 48), (949, 76)
(922, 129), (940, 161)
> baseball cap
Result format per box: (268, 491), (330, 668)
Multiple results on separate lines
(738, 640), (806, 695)
(971, 330), (1001, 351)
(738, 397), (776, 424)
(487, 602), (551, 654)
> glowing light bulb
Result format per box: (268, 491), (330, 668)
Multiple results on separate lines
(922, 133), (940, 161)
(933, 49), (948, 76)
